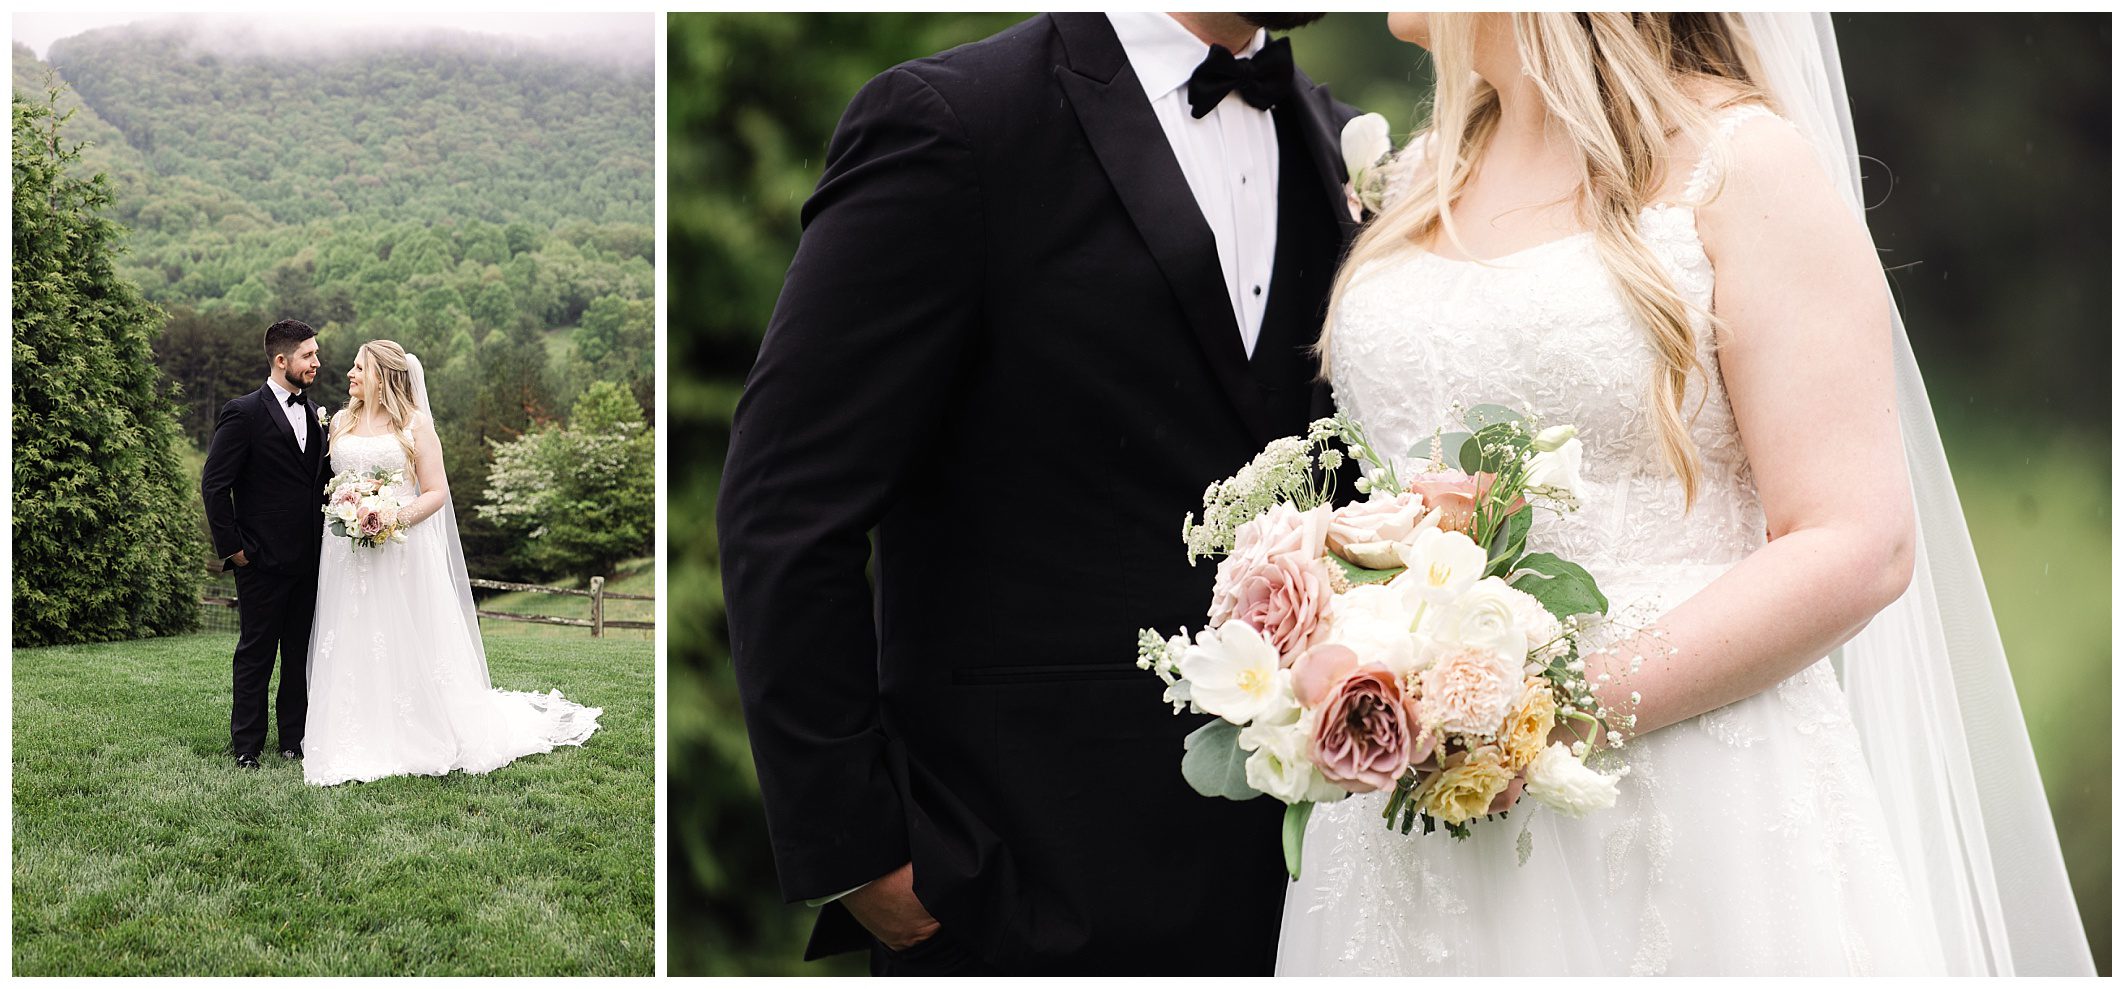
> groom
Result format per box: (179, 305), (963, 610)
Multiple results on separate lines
(721, 13), (1358, 975)
(201, 318), (330, 769)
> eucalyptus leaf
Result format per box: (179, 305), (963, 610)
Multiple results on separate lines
(1509, 552), (1610, 619)
(1458, 435), (1486, 475)
(1330, 554), (1406, 587)
(1181, 719), (1262, 801)
(1432, 431), (1472, 471)
(1282, 800), (1316, 879)
(1463, 404), (1527, 430)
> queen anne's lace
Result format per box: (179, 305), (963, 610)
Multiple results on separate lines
(1277, 108), (1943, 975)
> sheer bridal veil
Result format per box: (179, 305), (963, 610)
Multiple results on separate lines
(405, 353), (493, 690)
(1739, 13), (2093, 975)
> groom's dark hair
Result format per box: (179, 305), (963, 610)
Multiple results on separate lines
(263, 318), (316, 362)
(1240, 13), (1327, 31)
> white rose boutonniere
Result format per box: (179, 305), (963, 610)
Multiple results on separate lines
(1340, 112), (1393, 220)
(316, 405), (331, 430)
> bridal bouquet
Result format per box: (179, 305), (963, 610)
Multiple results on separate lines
(323, 467), (414, 548)
(1138, 407), (1636, 877)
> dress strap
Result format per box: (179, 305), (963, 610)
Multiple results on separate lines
(1681, 103), (1781, 203)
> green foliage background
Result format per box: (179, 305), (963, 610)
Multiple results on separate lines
(12, 22), (656, 584)
(12, 92), (204, 646)
(666, 13), (2109, 976)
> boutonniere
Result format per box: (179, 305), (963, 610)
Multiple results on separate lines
(316, 406), (332, 430)
(1341, 112), (1393, 221)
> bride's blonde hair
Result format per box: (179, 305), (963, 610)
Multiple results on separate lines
(333, 339), (423, 482)
(1326, 13), (1769, 508)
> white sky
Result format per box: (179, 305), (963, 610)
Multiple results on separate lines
(11, 11), (653, 59)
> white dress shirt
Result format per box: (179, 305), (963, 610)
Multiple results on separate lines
(267, 377), (309, 452)
(1107, 12), (1280, 357)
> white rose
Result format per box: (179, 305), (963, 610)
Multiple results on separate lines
(1340, 112), (1392, 183)
(1526, 436), (1586, 502)
(1240, 714), (1347, 805)
(1178, 621), (1298, 726)
(1437, 577), (1528, 657)
(1321, 583), (1423, 679)
(1524, 743), (1622, 817)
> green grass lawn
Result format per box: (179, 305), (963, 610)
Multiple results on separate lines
(1936, 409), (2111, 970)
(13, 632), (653, 976)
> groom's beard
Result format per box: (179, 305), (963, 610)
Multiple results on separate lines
(1241, 13), (1327, 31)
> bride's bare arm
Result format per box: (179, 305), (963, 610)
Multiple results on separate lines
(403, 413), (451, 527)
(1592, 114), (1913, 739)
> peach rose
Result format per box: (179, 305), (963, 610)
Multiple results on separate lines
(1500, 678), (1559, 770)
(1325, 491), (1429, 569)
(1309, 665), (1416, 793)
(1404, 469), (1525, 536)
(1420, 745), (1516, 825)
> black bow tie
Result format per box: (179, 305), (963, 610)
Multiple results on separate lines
(1186, 36), (1295, 119)
(285, 392), (304, 408)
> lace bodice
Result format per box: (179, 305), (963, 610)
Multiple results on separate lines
(330, 430), (413, 479)
(1330, 107), (1778, 573)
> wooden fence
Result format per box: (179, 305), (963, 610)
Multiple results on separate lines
(200, 569), (653, 638)
(468, 576), (654, 638)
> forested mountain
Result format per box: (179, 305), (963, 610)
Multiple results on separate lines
(13, 21), (654, 581)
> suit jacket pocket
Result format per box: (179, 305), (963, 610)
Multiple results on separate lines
(950, 663), (1143, 686)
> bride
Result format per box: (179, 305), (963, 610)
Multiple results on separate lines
(303, 339), (601, 787)
(1276, 13), (2092, 975)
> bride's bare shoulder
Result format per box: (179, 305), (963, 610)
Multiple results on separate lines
(1660, 76), (1816, 204)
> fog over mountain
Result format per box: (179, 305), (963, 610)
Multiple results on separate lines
(18, 12), (651, 66)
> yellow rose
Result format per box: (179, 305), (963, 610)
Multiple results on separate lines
(1420, 746), (1515, 826)
(1501, 678), (1558, 770)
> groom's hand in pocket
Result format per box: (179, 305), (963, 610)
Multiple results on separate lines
(229, 550), (250, 568)
(844, 861), (939, 951)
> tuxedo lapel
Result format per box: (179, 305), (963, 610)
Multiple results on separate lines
(1051, 13), (1277, 445)
(303, 400), (325, 470)
(258, 386), (301, 458)
(1286, 73), (1361, 244)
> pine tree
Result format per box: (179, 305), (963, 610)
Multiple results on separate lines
(13, 87), (203, 645)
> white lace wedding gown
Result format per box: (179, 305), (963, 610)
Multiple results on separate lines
(1276, 108), (1947, 975)
(304, 430), (602, 787)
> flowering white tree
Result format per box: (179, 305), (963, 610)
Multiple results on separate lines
(477, 381), (652, 578)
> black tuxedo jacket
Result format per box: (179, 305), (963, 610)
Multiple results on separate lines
(201, 384), (330, 576)
(720, 13), (1360, 974)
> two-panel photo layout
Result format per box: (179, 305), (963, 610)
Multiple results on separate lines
(9, 9), (2110, 979)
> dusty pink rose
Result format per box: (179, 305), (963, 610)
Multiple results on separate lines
(1326, 491), (1428, 569)
(1226, 553), (1333, 661)
(1292, 643), (1359, 708)
(1415, 644), (1522, 738)
(1210, 504), (1333, 660)
(1310, 666), (1417, 792)
(358, 507), (388, 537)
(1404, 470), (1525, 536)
